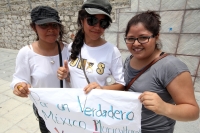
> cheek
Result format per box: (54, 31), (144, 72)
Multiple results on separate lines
(126, 44), (132, 50)
(37, 31), (45, 38)
(84, 26), (93, 36)
(56, 30), (60, 36)
(145, 42), (157, 54)
(35, 26), (42, 33)
(84, 23), (91, 31)
(36, 31), (42, 37)
(150, 40), (157, 49)
(100, 28), (105, 34)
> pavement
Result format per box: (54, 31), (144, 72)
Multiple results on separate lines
(0, 47), (200, 133)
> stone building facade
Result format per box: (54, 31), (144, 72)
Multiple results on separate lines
(0, 0), (200, 92)
(0, 0), (130, 49)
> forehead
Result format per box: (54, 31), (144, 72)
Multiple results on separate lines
(127, 23), (152, 35)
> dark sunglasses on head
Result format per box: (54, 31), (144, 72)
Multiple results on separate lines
(86, 16), (110, 29)
(38, 23), (60, 29)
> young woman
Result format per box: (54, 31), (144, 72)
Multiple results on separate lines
(11, 6), (70, 133)
(57, 0), (125, 93)
(124, 11), (199, 133)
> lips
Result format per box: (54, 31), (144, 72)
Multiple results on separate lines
(92, 31), (101, 34)
(47, 34), (56, 36)
(133, 48), (143, 52)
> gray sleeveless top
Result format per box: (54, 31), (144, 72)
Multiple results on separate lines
(124, 54), (189, 133)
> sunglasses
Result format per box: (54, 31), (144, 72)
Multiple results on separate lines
(38, 23), (60, 29)
(86, 16), (110, 29)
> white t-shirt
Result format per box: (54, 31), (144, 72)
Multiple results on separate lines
(68, 42), (125, 88)
(10, 44), (70, 89)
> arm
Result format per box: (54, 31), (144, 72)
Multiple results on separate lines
(84, 82), (124, 94)
(163, 72), (199, 121)
(84, 47), (125, 94)
(11, 47), (31, 97)
(103, 83), (124, 90)
(103, 48), (125, 90)
(139, 72), (199, 121)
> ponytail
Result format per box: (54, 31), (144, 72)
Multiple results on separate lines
(70, 29), (85, 60)
(70, 9), (88, 60)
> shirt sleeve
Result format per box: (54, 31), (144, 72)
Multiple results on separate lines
(110, 47), (125, 86)
(10, 46), (31, 89)
(158, 56), (189, 88)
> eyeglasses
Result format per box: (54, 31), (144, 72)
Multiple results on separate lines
(124, 35), (155, 44)
(38, 23), (60, 29)
(86, 16), (109, 29)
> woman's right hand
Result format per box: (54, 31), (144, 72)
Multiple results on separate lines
(57, 60), (69, 80)
(84, 82), (103, 94)
(13, 82), (31, 97)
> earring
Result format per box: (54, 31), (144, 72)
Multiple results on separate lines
(101, 33), (105, 39)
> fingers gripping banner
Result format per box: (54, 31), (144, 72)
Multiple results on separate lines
(29, 88), (142, 133)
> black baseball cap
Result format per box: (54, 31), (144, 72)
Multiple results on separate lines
(82, 0), (112, 22)
(31, 6), (61, 25)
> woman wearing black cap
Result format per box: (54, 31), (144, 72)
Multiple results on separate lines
(57, 0), (125, 93)
(11, 6), (70, 133)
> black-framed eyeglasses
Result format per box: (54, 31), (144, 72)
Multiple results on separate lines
(124, 35), (155, 44)
(38, 23), (60, 29)
(86, 16), (109, 29)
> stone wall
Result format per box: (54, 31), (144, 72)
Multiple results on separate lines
(104, 0), (200, 92)
(0, 0), (200, 91)
(0, 0), (130, 49)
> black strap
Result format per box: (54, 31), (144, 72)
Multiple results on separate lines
(160, 51), (165, 56)
(80, 49), (90, 84)
(125, 52), (168, 91)
(57, 41), (63, 88)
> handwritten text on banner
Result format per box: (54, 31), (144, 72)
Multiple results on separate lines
(29, 88), (142, 133)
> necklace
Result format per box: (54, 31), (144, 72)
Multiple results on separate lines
(50, 57), (55, 64)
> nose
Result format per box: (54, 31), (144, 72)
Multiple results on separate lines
(93, 21), (101, 29)
(47, 25), (56, 31)
(132, 39), (141, 46)
(47, 27), (54, 32)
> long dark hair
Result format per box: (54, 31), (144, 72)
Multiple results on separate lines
(70, 10), (87, 60)
(30, 23), (65, 42)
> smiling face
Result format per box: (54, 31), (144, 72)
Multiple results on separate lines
(82, 14), (107, 45)
(126, 22), (158, 60)
(34, 23), (60, 44)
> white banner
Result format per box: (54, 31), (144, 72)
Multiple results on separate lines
(29, 88), (142, 133)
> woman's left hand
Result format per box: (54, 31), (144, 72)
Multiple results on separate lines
(83, 82), (103, 94)
(139, 91), (167, 115)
